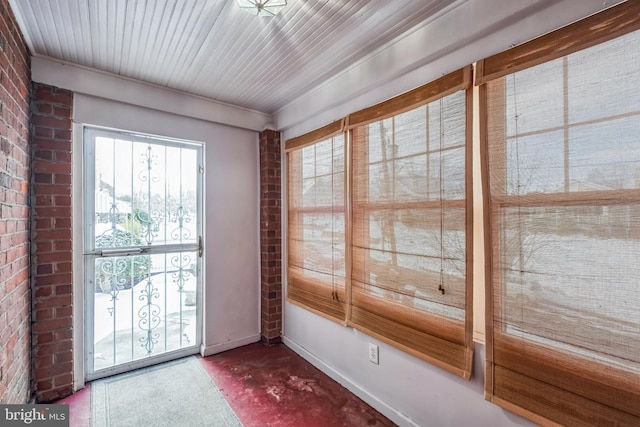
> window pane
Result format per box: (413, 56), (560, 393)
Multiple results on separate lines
(396, 106), (426, 157)
(503, 131), (565, 195)
(395, 154), (427, 201)
(428, 91), (466, 149)
(568, 30), (640, 124)
(505, 59), (564, 136)
(301, 212), (345, 277)
(499, 205), (640, 370)
(368, 118), (393, 163)
(569, 117), (640, 191)
(428, 147), (466, 199)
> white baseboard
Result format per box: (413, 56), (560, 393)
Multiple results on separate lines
(282, 336), (419, 427)
(200, 334), (261, 357)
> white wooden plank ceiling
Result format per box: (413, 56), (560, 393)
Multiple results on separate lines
(8, 0), (459, 114)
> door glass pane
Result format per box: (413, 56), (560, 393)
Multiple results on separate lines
(94, 137), (198, 247)
(93, 251), (198, 371)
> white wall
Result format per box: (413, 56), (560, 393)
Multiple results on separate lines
(66, 88), (261, 384)
(277, 0), (624, 425)
(198, 120), (261, 355)
(284, 306), (533, 427)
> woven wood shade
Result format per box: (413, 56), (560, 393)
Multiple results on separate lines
(349, 68), (474, 378)
(287, 127), (346, 322)
(285, 119), (345, 152)
(481, 3), (640, 424)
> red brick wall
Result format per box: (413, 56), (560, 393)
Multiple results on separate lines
(259, 129), (282, 343)
(30, 83), (73, 402)
(0, 0), (32, 404)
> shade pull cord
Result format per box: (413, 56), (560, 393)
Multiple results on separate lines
(439, 98), (445, 295)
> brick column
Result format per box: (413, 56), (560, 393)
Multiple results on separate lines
(30, 83), (74, 402)
(0, 0), (32, 404)
(259, 129), (282, 343)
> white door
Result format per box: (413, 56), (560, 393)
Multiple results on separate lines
(83, 127), (203, 380)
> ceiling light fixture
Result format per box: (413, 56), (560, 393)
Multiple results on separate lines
(236, 0), (287, 17)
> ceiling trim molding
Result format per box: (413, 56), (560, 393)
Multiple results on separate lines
(31, 55), (272, 132)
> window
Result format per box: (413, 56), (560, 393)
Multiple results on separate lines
(286, 120), (346, 322)
(348, 67), (473, 378)
(478, 2), (640, 424)
(285, 67), (474, 379)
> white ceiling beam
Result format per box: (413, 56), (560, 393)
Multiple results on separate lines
(31, 55), (271, 132)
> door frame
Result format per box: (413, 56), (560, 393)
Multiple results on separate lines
(78, 124), (205, 382)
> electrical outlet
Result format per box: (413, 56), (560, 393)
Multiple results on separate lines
(368, 343), (379, 364)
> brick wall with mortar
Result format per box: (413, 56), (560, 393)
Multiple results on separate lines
(0, 0), (32, 404)
(259, 129), (282, 343)
(30, 83), (74, 403)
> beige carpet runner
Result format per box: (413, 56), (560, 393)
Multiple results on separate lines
(92, 356), (242, 427)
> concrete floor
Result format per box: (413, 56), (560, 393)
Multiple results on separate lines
(58, 342), (395, 426)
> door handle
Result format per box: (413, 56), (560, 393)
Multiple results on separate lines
(98, 247), (144, 257)
(198, 236), (203, 258)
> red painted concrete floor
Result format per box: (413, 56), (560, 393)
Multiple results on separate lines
(58, 342), (395, 426)
(56, 383), (91, 427)
(200, 342), (395, 427)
